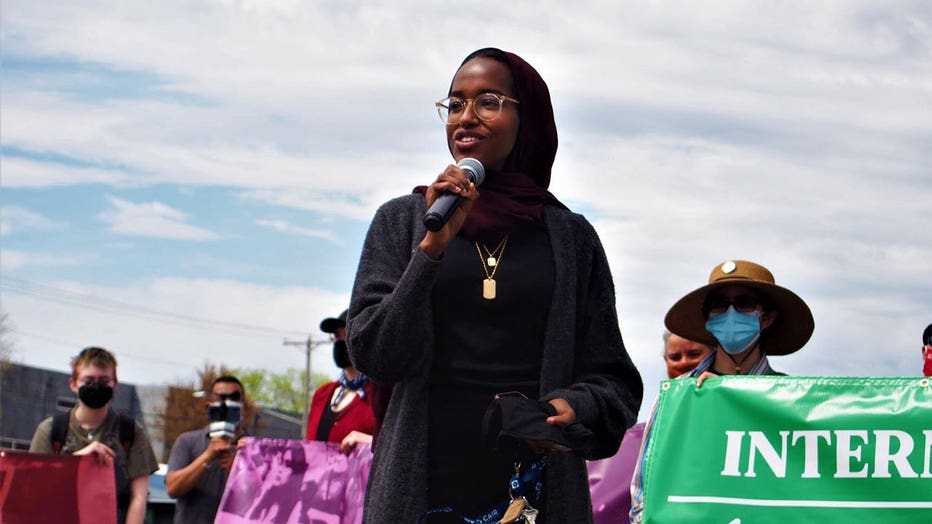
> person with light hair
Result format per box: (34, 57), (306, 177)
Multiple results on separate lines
(30, 346), (158, 524)
(662, 329), (712, 379)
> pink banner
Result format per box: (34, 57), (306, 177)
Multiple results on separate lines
(215, 438), (372, 524)
(587, 422), (645, 524)
(213, 428), (640, 524)
(0, 449), (117, 524)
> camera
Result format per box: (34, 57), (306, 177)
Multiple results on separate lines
(208, 392), (242, 439)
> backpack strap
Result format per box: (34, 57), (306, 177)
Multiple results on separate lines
(50, 411), (71, 454)
(116, 412), (136, 457)
(49, 409), (136, 456)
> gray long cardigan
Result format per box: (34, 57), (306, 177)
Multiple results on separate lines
(347, 194), (643, 523)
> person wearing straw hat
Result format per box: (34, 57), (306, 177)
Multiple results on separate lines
(630, 259), (815, 522)
(664, 259), (814, 385)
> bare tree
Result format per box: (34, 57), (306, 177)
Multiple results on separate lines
(0, 310), (14, 371)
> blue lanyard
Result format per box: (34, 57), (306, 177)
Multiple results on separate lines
(417, 455), (548, 524)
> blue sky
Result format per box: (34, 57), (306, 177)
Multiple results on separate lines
(1, 0), (930, 420)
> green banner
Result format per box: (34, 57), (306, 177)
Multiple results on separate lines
(642, 376), (932, 523)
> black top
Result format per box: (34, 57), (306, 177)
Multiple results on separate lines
(427, 222), (554, 517)
(315, 401), (338, 442)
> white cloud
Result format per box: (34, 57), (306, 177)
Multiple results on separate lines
(0, 250), (86, 270)
(1, 277), (347, 385)
(241, 189), (384, 223)
(255, 219), (340, 244)
(99, 196), (220, 240)
(0, 155), (132, 188)
(1, 0), (930, 420)
(0, 206), (62, 235)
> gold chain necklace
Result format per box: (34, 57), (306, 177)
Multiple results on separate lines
(475, 236), (508, 300)
(481, 236), (507, 267)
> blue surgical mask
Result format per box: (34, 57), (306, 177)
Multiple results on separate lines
(705, 306), (761, 355)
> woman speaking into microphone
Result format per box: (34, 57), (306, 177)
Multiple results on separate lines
(346, 47), (643, 523)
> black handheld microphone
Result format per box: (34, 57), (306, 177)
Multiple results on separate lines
(423, 158), (486, 232)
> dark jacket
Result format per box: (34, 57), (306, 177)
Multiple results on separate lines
(347, 194), (643, 523)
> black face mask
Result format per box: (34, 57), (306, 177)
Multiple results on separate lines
(78, 382), (114, 409)
(333, 340), (352, 369)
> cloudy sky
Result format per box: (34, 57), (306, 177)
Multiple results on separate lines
(2, 0), (929, 420)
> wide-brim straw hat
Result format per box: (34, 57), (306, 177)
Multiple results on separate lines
(664, 260), (814, 356)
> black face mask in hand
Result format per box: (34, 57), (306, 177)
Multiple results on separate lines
(333, 340), (352, 369)
(78, 382), (114, 409)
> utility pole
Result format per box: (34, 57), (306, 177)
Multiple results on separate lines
(283, 335), (329, 439)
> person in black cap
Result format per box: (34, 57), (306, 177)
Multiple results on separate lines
(922, 323), (932, 377)
(305, 309), (376, 454)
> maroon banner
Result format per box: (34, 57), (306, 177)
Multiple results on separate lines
(216, 437), (372, 524)
(0, 449), (117, 524)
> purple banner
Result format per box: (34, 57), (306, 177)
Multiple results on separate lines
(588, 422), (645, 524)
(215, 438), (372, 524)
(212, 427), (640, 523)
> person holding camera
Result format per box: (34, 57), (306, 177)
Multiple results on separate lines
(166, 375), (248, 524)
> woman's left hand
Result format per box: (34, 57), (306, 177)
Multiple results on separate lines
(338, 430), (373, 455)
(545, 397), (576, 427)
(525, 398), (576, 454)
(696, 370), (719, 387)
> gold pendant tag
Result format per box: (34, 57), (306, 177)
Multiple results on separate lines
(487, 256), (497, 267)
(483, 278), (496, 300)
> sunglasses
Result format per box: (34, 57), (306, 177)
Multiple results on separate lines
(212, 391), (242, 402)
(703, 293), (762, 317)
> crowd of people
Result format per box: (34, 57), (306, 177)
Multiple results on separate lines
(23, 47), (929, 524)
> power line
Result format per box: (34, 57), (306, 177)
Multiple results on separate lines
(12, 329), (194, 369)
(283, 336), (330, 439)
(1, 276), (309, 338)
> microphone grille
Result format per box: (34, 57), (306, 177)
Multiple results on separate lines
(457, 158), (485, 186)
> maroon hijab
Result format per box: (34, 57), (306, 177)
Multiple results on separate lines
(416, 48), (566, 244)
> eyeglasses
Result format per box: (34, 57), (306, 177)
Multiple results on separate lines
(211, 391), (243, 402)
(80, 377), (114, 387)
(435, 93), (520, 125)
(703, 293), (762, 317)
